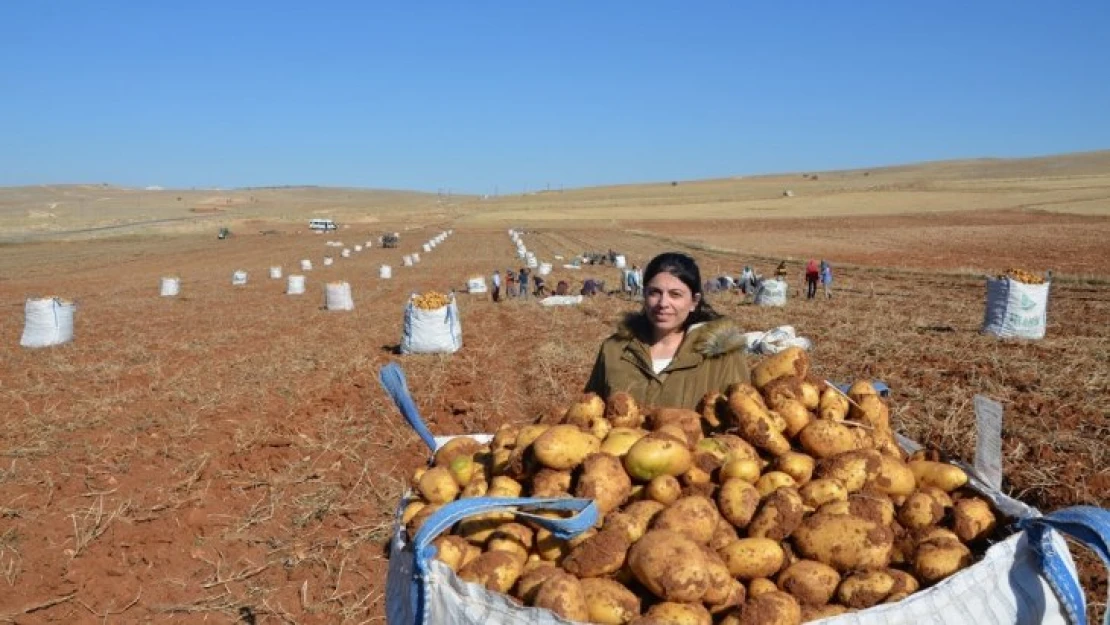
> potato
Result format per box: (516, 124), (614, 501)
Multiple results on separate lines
(514, 561), (560, 604)
(530, 469), (572, 497)
(606, 500), (666, 543)
(776, 560), (840, 606)
(533, 572), (589, 621)
(720, 457), (762, 483)
(776, 402), (813, 438)
(748, 488), (805, 541)
(707, 579), (747, 615)
(457, 550), (523, 594)
(460, 543), (481, 569)
(486, 522), (534, 564)
(644, 601), (712, 625)
(800, 603), (850, 621)
(628, 530), (710, 602)
(839, 570), (900, 608)
(719, 538), (786, 580)
(761, 376), (805, 409)
(491, 424), (519, 452)
(418, 467), (460, 504)
(562, 527), (632, 578)
(727, 387), (792, 456)
(953, 497), (997, 543)
(457, 511), (514, 544)
(650, 408), (705, 447)
(606, 391), (644, 429)
(434, 437), (482, 468)
(581, 578), (641, 625)
(694, 437), (733, 462)
(798, 420), (871, 459)
(447, 454), (478, 487)
(532, 424), (601, 470)
(577, 453), (633, 514)
(898, 491), (945, 530)
(406, 504), (442, 538)
(792, 513), (894, 572)
(401, 500), (426, 525)
(867, 453), (916, 497)
(432, 535), (472, 572)
(515, 424), (551, 450)
(624, 433), (694, 481)
(885, 568), (920, 602)
(751, 347), (809, 389)
(488, 476), (523, 497)
(566, 392), (606, 425)
(489, 448), (512, 475)
(682, 455), (715, 488)
(819, 494), (895, 527)
(602, 428), (649, 457)
(818, 386), (849, 421)
(798, 479), (848, 509)
(816, 449), (882, 492)
(799, 379), (821, 411)
(773, 452), (815, 485)
(755, 472), (798, 498)
(506, 424), (550, 477)
(718, 478), (761, 528)
(908, 460), (968, 492)
(747, 578), (779, 597)
(714, 434), (761, 462)
(699, 391), (726, 428)
(737, 591), (802, 625)
(651, 496), (721, 544)
(710, 517), (741, 551)
(914, 537), (972, 584)
(647, 475), (683, 505)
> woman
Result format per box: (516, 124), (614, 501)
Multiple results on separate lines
(584, 252), (750, 410)
(820, 260), (833, 299)
(805, 258), (819, 300)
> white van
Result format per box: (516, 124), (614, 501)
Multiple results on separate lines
(309, 218), (338, 231)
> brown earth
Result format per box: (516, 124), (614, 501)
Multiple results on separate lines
(1, 213), (1107, 623)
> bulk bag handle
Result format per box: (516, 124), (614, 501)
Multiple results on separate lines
(379, 362), (437, 451)
(1018, 505), (1110, 625)
(411, 496), (598, 575)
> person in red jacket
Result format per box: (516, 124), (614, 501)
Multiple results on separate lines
(805, 258), (819, 300)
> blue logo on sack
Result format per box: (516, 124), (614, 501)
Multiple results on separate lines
(1019, 293), (1038, 311)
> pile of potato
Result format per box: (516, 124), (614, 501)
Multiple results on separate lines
(401, 347), (1002, 624)
(999, 268), (1046, 284)
(412, 291), (452, 310)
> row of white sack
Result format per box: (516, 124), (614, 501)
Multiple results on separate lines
(750, 277), (1050, 340)
(379, 363), (1110, 625)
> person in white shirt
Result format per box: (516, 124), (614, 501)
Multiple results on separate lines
(491, 270), (502, 302)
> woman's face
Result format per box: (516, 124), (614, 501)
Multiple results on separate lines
(644, 271), (699, 335)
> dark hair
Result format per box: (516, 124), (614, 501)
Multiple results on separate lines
(642, 252), (721, 327)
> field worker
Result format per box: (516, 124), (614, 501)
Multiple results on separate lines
(820, 260), (833, 299)
(740, 266), (755, 295)
(505, 268), (516, 297)
(555, 280), (570, 296)
(805, 258), (820, 300)
(491, 270), (502, 302)
(775, 261), (789, 280)
(584, 252), (750, 409)
(533, 273), (547, 297)
(518, 268), (529, 297)
(630, 264), (643, 298)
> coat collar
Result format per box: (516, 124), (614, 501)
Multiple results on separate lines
(615, 312), (745, 376)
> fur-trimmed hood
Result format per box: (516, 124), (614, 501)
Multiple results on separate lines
(613, 312), (746, 359)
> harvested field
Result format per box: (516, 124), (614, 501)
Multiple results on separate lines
(1, 155), (1109, 623)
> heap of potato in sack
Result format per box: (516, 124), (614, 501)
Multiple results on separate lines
(402, 347), (1001, 625)
(999, 268), (1046, 284)
(412, 291), (452, 310)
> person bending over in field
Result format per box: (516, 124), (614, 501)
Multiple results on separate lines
(584, 252), (750, 410)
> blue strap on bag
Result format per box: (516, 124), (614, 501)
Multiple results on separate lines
(379, 362), (438, 451)
(1018, 506), (1110, 625)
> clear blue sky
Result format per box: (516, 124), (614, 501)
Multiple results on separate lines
(2, 1), (1108, 194)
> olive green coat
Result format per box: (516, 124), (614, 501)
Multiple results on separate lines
(584, 314), (751, 410)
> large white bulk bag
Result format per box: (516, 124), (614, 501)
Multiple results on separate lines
(21, 297), (76, 348)
(269, 266), (282, 279)
(400, 294), (462, 355)
(466, 277), (488, 294)
(323, 257), (334, 267)
(412, 253), (421, 263)
(354, 245), (363, 252)
(402, 255), (414, 267)
(160, 277), (180, 297)
(423, 243), (432, 253)
(365, 240), (373, 248)
(538, 263), (552, 276)
(380, 265), (393, 279)
(982, 278), (1050, 340)
(232, 270), (248, 285)
(754, 278), (787, 306)
(286, 275), (306, 295)
(380, 363), (1110, 625)
(614, 254), (627, 268)
(325, 281), (354, 311)
(526, 257), (538, 269)
(300, 259), (313, 271)
(341, 248), (351, 258)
